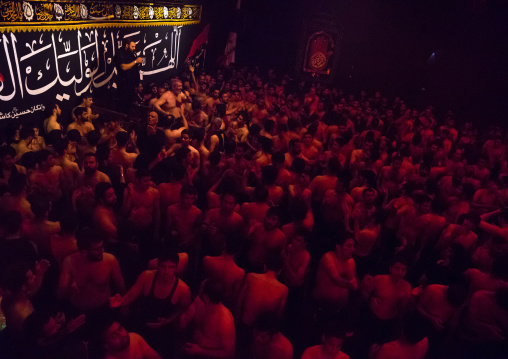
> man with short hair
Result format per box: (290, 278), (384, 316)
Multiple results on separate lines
(75, 152), (111, 190)
(72, 94), (99, 122)
(154, 78), (186, 122)
(0, 145), (26, 195)
(93, 182), (118, 241)
(57, 227), (125, 313)
(67, 107), (94, 136)
(43, 103), (62, 134)
(115, 40), (143, 112)
(301, 324), (350, 359)
(180, 280), (236, 359)
(251, 312), (293, 359)
(166, 185), (202, 251)
(28, 150), (64, 202)
(102, 320), (161, 359)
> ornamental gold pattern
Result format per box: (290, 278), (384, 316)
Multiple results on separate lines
(0, 1), (201, 31)
(35, 3), (53, 21)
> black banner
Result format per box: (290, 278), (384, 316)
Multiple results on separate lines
(0, 24), (190, 122)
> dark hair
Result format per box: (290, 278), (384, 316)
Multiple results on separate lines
(86, 130), (100, 146)
(0, 145), (16, 158)
(135, 168), (151, 179)
(20, 127), (35, 141)
(76, 227), (101, 251)
(254, 312), (280, 334)
(491, 253), (508, 279)
(60, 212), (78, 234)
(266, 253), (283, 272)
(73, 106), (87, 119)
(401, 312), (428, 344)
(289, 196), (308, 222)
(271, 151), (285, 165)
(158, 247), (179, 265)
(174, 147), (191, 163)
(116, 131), (130, 147)
(262, 165), (278, 185)
(446, 283), (468, 308)
(265, 206), (282, 221)
(253, 185), (269, 202)
(224, 234), (242, 255)
(291, 157), (306, 174)
(95, 181), (113, 201)
(180, 185), (197, 197)
(54, 138), (70, 155)
(8, 173), (27, 195)
(495, 287), (508, 312)
(2, 262), (30, 294)
(67, 129), (81, 143)
(202, 280), (224, 304)
(84, 152), (97, 160)
(35, 149), (52, 166)
(28, 193), (50, 217)
(3, 210), (22, 234)
(23, 311), (51, 344)
(209, 150), (221, 166)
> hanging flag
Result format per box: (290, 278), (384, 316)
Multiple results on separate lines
(185, 24), (209, 69)
(218, 31), (237, 67)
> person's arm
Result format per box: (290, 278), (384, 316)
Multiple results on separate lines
(122, 184), (133, 216)
(209, 134), (218, 153)
(110, 271), (147, 307)
(120, 57), (143, 71)
(110, 256), (126, 295)
(57, 257), (73, 300)
(189, 65), (198, 93)
(282, 249), (310, 285)
(28, 260), (50, 297)
(153, 95), (171, 117)
(479, 220), (508, 239)
(323, 254), (356, 289)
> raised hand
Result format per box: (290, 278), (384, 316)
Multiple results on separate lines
(109, 293), (123, 308)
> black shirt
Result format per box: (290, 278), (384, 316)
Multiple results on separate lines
(115, 48), (139, 87)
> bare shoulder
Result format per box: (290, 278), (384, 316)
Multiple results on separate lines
(103, 252), (119, 266)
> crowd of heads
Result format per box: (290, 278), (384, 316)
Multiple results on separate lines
(0, 64), (507, 359)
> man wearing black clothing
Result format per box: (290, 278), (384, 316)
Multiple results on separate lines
(115, 40), (143, 113)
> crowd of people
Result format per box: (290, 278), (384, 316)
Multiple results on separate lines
(0, 62), (507, 359)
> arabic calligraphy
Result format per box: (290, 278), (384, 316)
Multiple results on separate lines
(35, 3), (53, 22)
(0, 1), (23, 22)
(0, 103), (45, 119)
(0, 26), (182, 119)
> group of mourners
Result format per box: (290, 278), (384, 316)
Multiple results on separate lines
(0, 64), (507, 359)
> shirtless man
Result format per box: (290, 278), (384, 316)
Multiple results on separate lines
(158, 163), (185, 217)
(284, 139), (307, 169)
(75, 152), (111, 190)
(12, 127), (34, 159)
(109, 131), (139, 173)
(203, 192), (244, 255)
(371, 314), (428, 359)
(236, 255), (288, 327)
(154, 78), (185, 121)
(205, 88), (221, 117)
(377, 155), (406, 198)
(109, 248), (191, 356)
(102, 321), (161, 359)
(301, 132), (319, 163)
(180, 280), (236, 359)
(166, 185), (202, 251)
(309, 158), (340, 205)
(0, 173), (32, 220)
(247, 207), (287, 272)
(203, 234), (245, 310)
(50, 212), (78, 268)
(1, 261), (49, 333)
(251, 312), (293, 359)
(53, 138), (80, 194)
(166, 129), (200, 170)
(57, 227), (125, 313)
(21, 193), (61, 257)
(281, 227), (311, 288)
(302, 324), (349, 359)
(0, 145), (26, 195)
(67, 107), (94, 136)
(416, 283), (467, 331)
(397, 194), (432, 252)
(240, 185), (270, 228)
(72, 94), (99, 123)
(312, 235), (357, 310)
(29, 149), (64, 202)
(362, 258), (412, 327)
(93, 182), (118, 241)
(43, 103), (62, 134)
(322, 174), (355, 229)
(123, 169), (160, 240)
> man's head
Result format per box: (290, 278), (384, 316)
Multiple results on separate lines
(335, 235), (355, 259)
(36, 149), (55, 169)
(50, 103), (62, 117)
(200, 279), (224, 304)
(95, 182), (116, 207)
(289, 139), (301, 155)
(253, 312), (280, 345)
(77, 227), (104, 262)
(220, 192), (237, 213)
(147, 111), (158, 128)
(2, 262), (35, 296)
(389, 256), (409, 281)
(415, 194), (432, 214)
(264, 207), (282, 230)
(234, 142), (247, 160)
(180, 129), (190, 147)
(115, 131), (130, 148)
(0, 145), (16, 169)
(171, 79), (183, 95)
(391, 155), (403, 171)
(125, 40), (136, 54)
(321, 323), (346, 357)
(103, 320), (130, 353)
(83, 152), (98, 175)
(362, 187), (376, 205)
(82, 95), (93, 108)
(158, 247), (179, 280)
(180, 185), (197, 209)
(73, 107), (87, 122)
(135, 168), (151, 191)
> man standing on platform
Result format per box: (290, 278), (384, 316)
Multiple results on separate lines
(115, 40), (143, 114)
